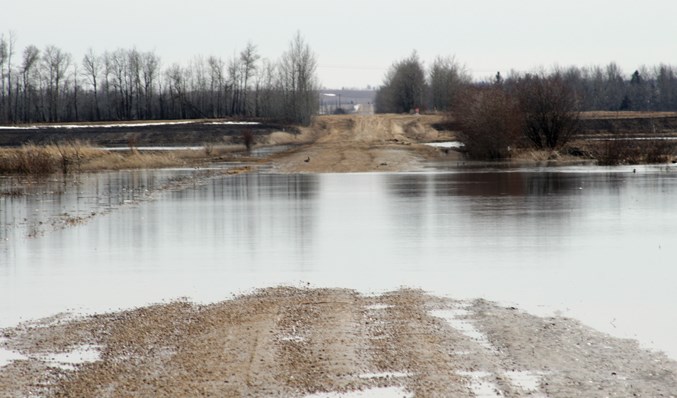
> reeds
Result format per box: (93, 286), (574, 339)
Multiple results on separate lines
(0, 142), (186, 175)
(590, 138), (676, 165)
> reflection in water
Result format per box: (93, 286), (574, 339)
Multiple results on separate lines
(1, 167), (677, 358)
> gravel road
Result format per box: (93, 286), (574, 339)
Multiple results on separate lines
(2, 288), (675, 397)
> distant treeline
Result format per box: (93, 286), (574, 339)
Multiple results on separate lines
(375, 52), (677, 114)
(0, 32), (319, 125)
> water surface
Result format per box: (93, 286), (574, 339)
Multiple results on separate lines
(2, 165), (677, 358)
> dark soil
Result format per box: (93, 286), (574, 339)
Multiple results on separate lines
(0, 120), (297, 147)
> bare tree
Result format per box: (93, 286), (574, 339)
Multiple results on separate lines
(19, 45), (39, 122)
(42, 45), (72, 121)
(207, 55), (225, 117)
(141, 51), (160, 119)
(429, 56), (469, 112)
(375, 51), (426, 114)
(227, 55), (241, 115)
(454, 86), (524, 159)
(82, 48), (101, 120)
(278, 31), (319, 124)
(515, 73), (580, 149)
(239, 41), (260, 116)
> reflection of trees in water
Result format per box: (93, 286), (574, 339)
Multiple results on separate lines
(204, 173), (319, 270)
(385, 174), (430, 198)
(208, 173), (319, 201)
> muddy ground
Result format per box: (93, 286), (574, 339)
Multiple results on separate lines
(1, 288), (676, 397)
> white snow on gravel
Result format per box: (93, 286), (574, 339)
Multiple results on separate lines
(38, 345), (101, 370)
(304, 386), (412, 398)
(0, 346), (27, 368)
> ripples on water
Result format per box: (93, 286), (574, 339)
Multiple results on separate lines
(1, 164), (677, 357)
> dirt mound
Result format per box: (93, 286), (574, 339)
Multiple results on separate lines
(272, 114), (457, 173)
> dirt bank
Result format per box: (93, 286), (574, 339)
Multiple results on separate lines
(270, 114), (459, 173)
(1, 288), (675, 397)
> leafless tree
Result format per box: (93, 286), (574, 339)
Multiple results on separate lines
(141, 51), (160, 119)
(239, 41), (260, 116)
(278, 31), (319, 125)
(454, 86), (524, 159)
(515, 73), (580, 149)
(375, 51), (426, 114)
(41, 45), (72, 121)
(82, 48), (101, 120)
(19, 45), (39, 122)
(0, 33), (16, 122)
(207, 55), (225, 117)
(429, 56), (469, 112)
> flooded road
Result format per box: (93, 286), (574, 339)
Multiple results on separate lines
(2, 165), (677, 358)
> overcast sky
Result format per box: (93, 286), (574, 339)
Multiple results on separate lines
(5, 0), (677, 88)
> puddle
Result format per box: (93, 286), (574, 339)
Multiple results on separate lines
(304, 386), (412, 398)
(425, 141), (464, 148)
(429, 308), (495, 351)
(38, 345), (101, 370)
(0, 339), (100, 370)
(0, 345), (27, 368)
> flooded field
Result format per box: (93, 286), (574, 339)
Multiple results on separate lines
(2, 165), (677, 359)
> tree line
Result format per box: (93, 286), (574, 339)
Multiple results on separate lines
(0, 32), (319, 125)
(374, 52), (677, 160)
(375, 52), (677, 114)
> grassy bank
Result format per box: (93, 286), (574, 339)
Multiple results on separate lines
(0, 142), (252, 175)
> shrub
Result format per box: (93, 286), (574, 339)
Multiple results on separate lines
(514, 73), (581, 149)
(242, 130), (255, 151)
(453, 86), (524, 159)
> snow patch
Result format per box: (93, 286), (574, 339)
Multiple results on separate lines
(279, 335), (306, 343)
(0, 347), (27, 368)
(38, 345), (101, 370)
(365, 304), (392, 311)
(304, 386), (412, 398)
(205, 121), (260, 125)
(425, 141), (465, 149)
(0, 121), (196, 130)
(358, 371), (410, 379)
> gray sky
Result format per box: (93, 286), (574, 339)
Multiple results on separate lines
(6, 0), (677, 88)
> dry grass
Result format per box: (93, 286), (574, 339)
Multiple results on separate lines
(581, 111), (677, 120)
(585, 138), (677, 165)
(0, 142), (202, 175)
(81, 151), (184, 171)
(0, 142), (107, 174)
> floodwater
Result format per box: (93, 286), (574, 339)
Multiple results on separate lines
(1, 165), (677, 358)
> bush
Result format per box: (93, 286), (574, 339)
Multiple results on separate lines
(514, 73), (581, 149)
(453, 87), (524, 159)
(242, 130), (255, 151)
